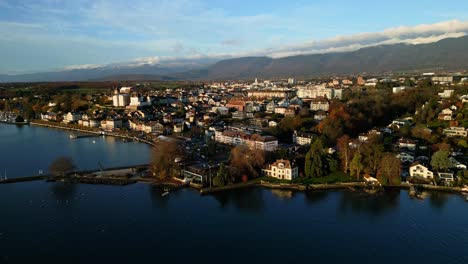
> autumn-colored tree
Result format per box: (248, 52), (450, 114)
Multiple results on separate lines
(377, 153), (401, 185)
(150, 139), (184, 179)
(336, 135), (351, 173)
(49, 156), (76, 177)
(317, 101), (352, 144)
(229, 145), (265, 179)
(361, 142), (384, 176)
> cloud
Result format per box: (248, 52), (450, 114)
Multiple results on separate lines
(61, 64), (103, 71)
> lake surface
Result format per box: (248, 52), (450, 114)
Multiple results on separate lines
(0, 183), (467, 263)
(1, 123), (468, 263)
(0, 124), (151, 178)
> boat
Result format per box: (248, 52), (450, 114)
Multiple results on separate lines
(461, 186), (468, 193)
(92, 140), (96, 144)
(161, 191), (170, 197)
(69, 134), (77, 139)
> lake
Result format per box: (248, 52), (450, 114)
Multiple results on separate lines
(0, 124), (467, 263)
(0, 123), (151, 178)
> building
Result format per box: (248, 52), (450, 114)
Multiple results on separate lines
(409, 163), (434, 179)
(432, 76), (454, 83)
(398, 138), (417, 151)
(438, 90), (454, 99)
(297, 85), (335, 99)
(310, 98), (330, 111)
(293, 130), (315, 146)
(63, 112), (82, 124)
(104, 118), (123, 131)
(437, 172), (454, 182)
(443, 127), (468, 137)
(247, 90), (294, 99)
(392, 86), (407, 93)
(129, 95), (151, 107)
(226, 100), (247, 112)
(438, 108), (453, 121)
(263, 159), (298, 181)
(357, 76), (366, 86)
(288, 78), (296, 85)
(120, 87), (133, 94)
(214, 130), (278, 151)
(112, 89), (131, 107)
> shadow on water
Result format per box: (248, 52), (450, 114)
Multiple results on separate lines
(428, 191), (450, 210)
(304, 190), (330, 205)
(148, 185), (169, 210)
(338, 189), (400, 217)
(50, 182), (77, 202)
(211, 187), (265, 213)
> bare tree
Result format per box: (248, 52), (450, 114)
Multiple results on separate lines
(49, 156), (76, 177)
(229, 145), (265, 179)
(150, 139), (184, 179)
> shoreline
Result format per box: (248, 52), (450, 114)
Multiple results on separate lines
(29, 120), (156, 146)
(2, 173), (466, 196)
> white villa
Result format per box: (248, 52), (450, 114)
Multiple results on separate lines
(263, 159), (299, 181)
(409, 163), (434, 179)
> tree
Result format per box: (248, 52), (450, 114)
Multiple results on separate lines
(150, 139), (184, 179)
(304, 138), (327, 178)
(15, 115), (24, 123)
(377, 153), (401, 185)
(49, 156), (76, 177)
(350, 152), (363, 180)
(213, 163), (229, 186)
(336, 135), (351, 173)
(430, 150), (453, 172)
(361, 142), (384, 175)
(229, 145), (265, 179)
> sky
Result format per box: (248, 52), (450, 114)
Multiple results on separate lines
(1, 0), (468, 74)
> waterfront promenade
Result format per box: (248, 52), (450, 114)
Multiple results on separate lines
(30, 120), (156, 146)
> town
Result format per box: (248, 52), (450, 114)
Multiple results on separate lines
(1, 73), (467, 193)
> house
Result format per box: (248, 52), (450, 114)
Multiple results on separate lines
(314, 111), (327, 121)
(398, 138), (416, 151)
(105, 118), (123, 131)
(174, 123), (184, 133)
(437, 172), (454, 182)
(443, 127), (468, 137)
(268, 120), (278, 127)
(263, 159), (298, 181)
(438, 108), (453, 121)
(438, 90), (454, 99)
(63, 112), (82, 124)
(293, 130), (315, 146)
(310, 98), (330, 112)
(397, 152), (414, 163)
(232, 111), (247, 120)
(409, 163), (434, 179)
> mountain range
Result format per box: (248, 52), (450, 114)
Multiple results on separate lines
(2, 36), (468, 82)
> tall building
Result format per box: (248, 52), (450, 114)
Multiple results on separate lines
(112, 93), (130, 107)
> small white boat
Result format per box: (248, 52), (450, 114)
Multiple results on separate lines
(161, 191), (170, 197)
(461, 186), (468, 193)
(92, 140), (96, 144)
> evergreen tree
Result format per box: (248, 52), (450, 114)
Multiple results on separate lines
(304, 138), (326, 178)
